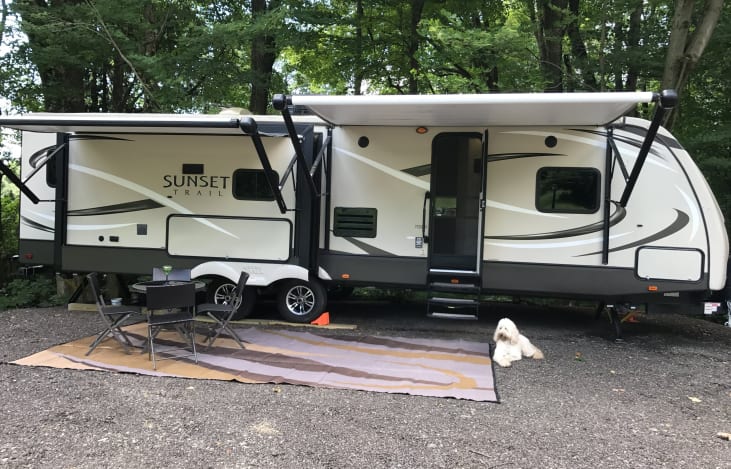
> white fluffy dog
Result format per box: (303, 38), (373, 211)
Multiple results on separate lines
(492, 317), (544, 367)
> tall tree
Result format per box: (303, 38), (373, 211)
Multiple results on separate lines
(525, 0), (569, 92)
(421, 1), (539, 92)
(9, 0), (260, 113)
(249, 0), (280, 113)
(672, 1), (731, 228)
(662, 0), (724, 128)
(405, 0), (426, 93)
(1, 0), (8, 42)
(13, 0), (88, 111)
(564, 0), (598, 90)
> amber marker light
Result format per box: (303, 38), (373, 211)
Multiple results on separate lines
(450, 278), (459, 284)
(416, 126), (428, 134)
(341, 274), (350, 279)
(648, 285), (658, 291)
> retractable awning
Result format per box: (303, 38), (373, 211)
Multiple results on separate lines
(291, 91), (657, 127)
(0, 113), (315, 212)
(0, 113), (300, 134)
(0, 91), (655, 131)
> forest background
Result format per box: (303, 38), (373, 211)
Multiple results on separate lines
(0, 0), (729, 292)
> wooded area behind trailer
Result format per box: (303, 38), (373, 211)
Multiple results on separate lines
(1, 90), (728, 324)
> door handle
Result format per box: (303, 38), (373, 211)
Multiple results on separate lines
(422, 191), (430, 243)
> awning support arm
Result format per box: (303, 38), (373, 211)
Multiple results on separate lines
(602, 128), (614, 265)
(0, 159), (40, 204)
(618, 89), (677, 207)
(278, 153), (298, 191)
(272, 94), (318, 197)
(239, 118), (288, 214)
(607, 137), (629, 182)
(310, 133), (330, 179)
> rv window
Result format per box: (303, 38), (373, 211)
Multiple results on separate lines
(535, 167), (600, 213)
(333, 207), (377, 238)
(232, 169), (279, 201)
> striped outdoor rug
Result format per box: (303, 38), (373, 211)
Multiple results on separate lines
(12, 323), (498, 402)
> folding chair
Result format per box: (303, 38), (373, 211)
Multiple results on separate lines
(196, 271), (249, 350)
(152, 267), (191, 281)
(86, 272), (143, 356)
(145, 282), (198, 369)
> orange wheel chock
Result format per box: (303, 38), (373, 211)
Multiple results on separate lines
(311, 312), (330, 326)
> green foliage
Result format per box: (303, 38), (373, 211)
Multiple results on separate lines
(352, 287), (423, 303)
(1, 160), (20, 284)
(6, 0), (263, 112)
(1, 189), (19, 255)
(672, 2), (731, 230)
(420, 5), (541, 92)
(1, 0), (730, 236)
(3, 1), (726, 102)
(0, 276), (67, 310)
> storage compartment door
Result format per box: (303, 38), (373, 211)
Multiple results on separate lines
(636, 247), (703, 282)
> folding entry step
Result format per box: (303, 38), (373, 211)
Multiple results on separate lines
(426, 271), (481, 320)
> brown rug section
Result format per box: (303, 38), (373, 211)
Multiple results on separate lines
(12, 323), (499, 402)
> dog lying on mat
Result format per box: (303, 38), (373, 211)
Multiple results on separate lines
(492, 317), (544, 367)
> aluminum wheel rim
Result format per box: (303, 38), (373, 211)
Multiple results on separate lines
(285, 285), (315, 316)
(214, 283), (235, 304)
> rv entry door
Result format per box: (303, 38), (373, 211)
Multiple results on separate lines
(428, 132), (485, 274)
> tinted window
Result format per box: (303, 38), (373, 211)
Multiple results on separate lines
(232, 169), (278, 201)
(536, 167), (600, 213)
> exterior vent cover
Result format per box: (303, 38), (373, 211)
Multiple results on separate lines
(333, 207), (377, 238)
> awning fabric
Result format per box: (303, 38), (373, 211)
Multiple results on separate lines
(0, 114), (290, 134)
(291, 92), (656, 127)
(0, 91), (657, 132)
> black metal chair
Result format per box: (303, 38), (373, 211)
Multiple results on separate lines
(196, 272), (249, 350)
(145, 282), (198, 369)
(86, 272), (143, 356)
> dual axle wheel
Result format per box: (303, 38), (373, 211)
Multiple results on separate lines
(207, 277), (327, 323)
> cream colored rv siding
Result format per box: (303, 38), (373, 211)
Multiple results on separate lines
(483, 127), (606, 266)
(327, 122), (720, 277)
(19, 131), (57, 241)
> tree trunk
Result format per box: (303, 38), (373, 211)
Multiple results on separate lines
(531, 0), (569, 92)
(662, 0), (724, 128)
(625, 1), (643, 91)
(21, 0), (87, 112)
(1, 0), (8, 42)
(249, 0), (279, 114)
(353, 0), (364, 95)
(566, 0), (598, 90)
(406, 0), (425, 94)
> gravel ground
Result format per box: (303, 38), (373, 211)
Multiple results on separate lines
(0, 300), (730, 469)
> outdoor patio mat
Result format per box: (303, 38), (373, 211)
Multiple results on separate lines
(12, 323), (499, 402)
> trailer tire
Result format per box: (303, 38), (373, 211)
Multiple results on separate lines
(207, 278), (257, 320)
(276, 278), (327, 323)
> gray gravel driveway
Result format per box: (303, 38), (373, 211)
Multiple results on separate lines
(1, 300), (729, 468)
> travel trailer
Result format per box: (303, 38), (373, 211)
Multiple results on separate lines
(1, 90), (728, 330)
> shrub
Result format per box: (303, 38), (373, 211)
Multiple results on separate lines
(0, 277), (67, 310)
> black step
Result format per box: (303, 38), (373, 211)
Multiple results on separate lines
(429, 282), (481, 293)
(426, 311), (479, 320)
(428, 297), (479, 306)
(426, 296), (480, 320)
(428, 268), (479, 275)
